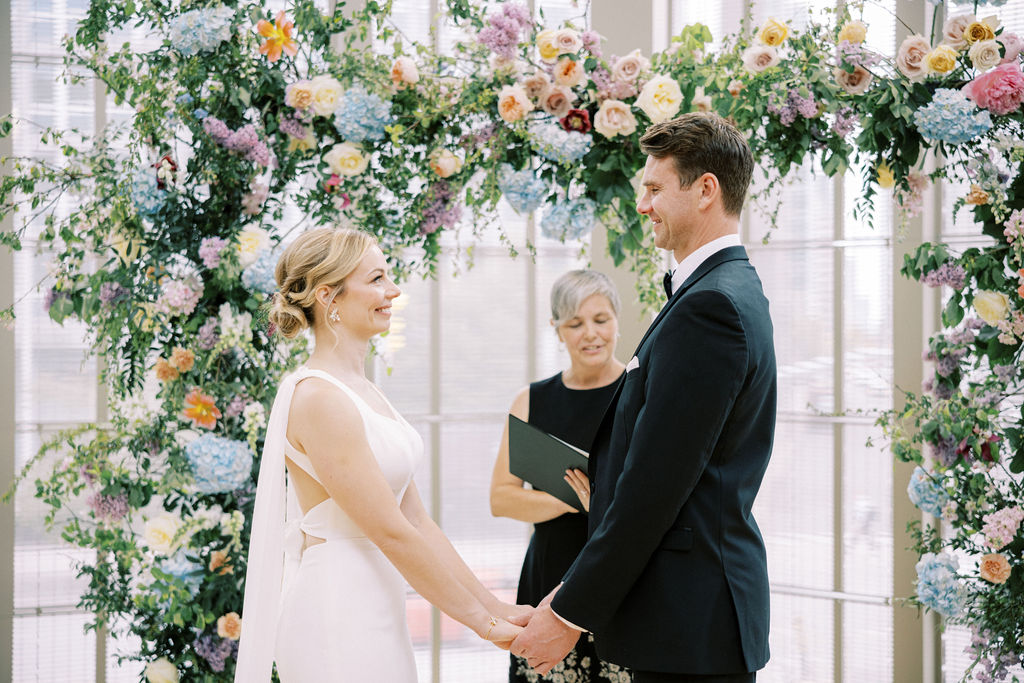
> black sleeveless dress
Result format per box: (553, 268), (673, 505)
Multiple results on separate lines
(509, 372), (632, 683)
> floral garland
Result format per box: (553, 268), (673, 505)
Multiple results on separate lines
(1, 0), (1024, 679)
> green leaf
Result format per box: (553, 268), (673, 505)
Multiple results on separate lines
(942, 295), (964, 327)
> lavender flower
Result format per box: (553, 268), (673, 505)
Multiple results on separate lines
(278, 115), (308, 139)
(194, 634), (238, 673)
(87, 491), (129, 523)
(831, 106), (858, 137)
(197, 318), (219, 351)
(198, 237), (228, 269)
(922, 262), (967, 290)
(98, 282), (128, 306)
(581, 30), (602, 58)
(202, 116), (231, 145)
(980, 506), (1024, 550)
(420, 181), (462, 235)
(477, 4), (532, 61)
(835, 40), (881, 69)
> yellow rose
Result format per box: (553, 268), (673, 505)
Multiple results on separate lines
(974, 290), (1010, 326)
(924, 45), (959, 74)
(144, 657), (179, 683)
(324, 142), (369, 177)
(636, 74), (683, 124)
(284, 80), (314, 110)
(593, 99), (638, 138)
(143, 513), (181, 556)
(838, 20), (867, 44)
(758, 18), (789, 46)
(536, 29), (560, 63)
(979, 553), (1012, 584)
(965, 17), (999, 45)
(875, 163), (895, 189)
(236, 225), (270, 267)
(309, 74), (343, 117)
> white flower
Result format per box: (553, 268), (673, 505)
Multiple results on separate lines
(143, 513), (182, 556)
(218, 303), (253, 349)
(324, 142), (370, 177)
(741, 45), (780, 73)
(236, 225), (270, 267)
(144, 658), (179, 683)
(969, 39), (1002, 71)
(636, 74), (683, 124)
(243, 402), (267, 433)
(309, 74), (344, 117)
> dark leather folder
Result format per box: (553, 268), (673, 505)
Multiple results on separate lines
(508, 415), (589, 512)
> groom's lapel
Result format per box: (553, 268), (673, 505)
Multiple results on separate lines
(631, 246), (749, 355)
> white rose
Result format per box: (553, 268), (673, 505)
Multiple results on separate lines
(324, 142), (369, 177)
(741, 45), (780, 73)
(144, 658), (179, 683)
(974, 290), (1010, 326)
(390, 56), (419, 87)
(309, 75), (343, 117)
(143, 513), (181, 556)
(612, 49), (650, 83)
(593, 99), (638, 138)
(636, 74), (683, 124)
(236, 225), (270, 267)
(969, 39), (1002, 71)
(692, 86), (712, 113)
(554, 28), (583, 54)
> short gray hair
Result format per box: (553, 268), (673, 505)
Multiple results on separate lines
(550, 270), (621, 327)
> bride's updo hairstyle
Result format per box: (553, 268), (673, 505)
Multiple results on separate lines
(268, 227), (376, 338)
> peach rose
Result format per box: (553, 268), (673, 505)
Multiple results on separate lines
(942, 14), (973, 51)
(612, 49), (650, 83)
(636, 74), (683, 124)
(965, 17), (999, 45)
(554, 28), (583, 55)
(217, 612), (242, 640)
(966, 185), (990, 205)
(979, 553), (1012, 584)
(838, 20), (867, 44)
(209, 549), (233, 574)
(924, 45), (959, 75)
(497, 84), (534, 122)
(741, 45), (780, 73)
(692, 86), (712, 113)
(969, 39), (1002, 71)
(523, 72), (550, 101)
(757, 17), (789, 46)
(309, 74), (343, 117)
(536, 29), (560, 63)
(593, 99), (637, 138)
(154, 358), (179, 382)
(284, 80), (314, 110)
(834, 65), (873, 95)
(390, 56), (419, 87)
(428, 148), (463, 178)
(541, 84), (575, 118)
(554, 57), (587, 88)
(896, 35), (932, 81)
(169, 347), (194, 372)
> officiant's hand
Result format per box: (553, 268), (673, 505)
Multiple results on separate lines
(510, 603), (580, 675)
(564, 468), (590, 512)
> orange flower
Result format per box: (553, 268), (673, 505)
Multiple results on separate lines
(209, 549), (233, 575)
(979, 553), (1012, 584)
(183, 388), (222, 430)
(965, 184), (990, 206)
(155, 358), (179, 382)
(217, 612), (242, 640)
(257, 11), (298, 62)
(169, 347), (195, 372)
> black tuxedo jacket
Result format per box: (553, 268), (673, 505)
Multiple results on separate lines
(550, 246), (776, 675)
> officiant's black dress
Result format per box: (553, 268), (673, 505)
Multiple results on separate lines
(510, 372), (631, 683)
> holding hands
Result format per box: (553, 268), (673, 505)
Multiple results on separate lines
(509, 585), (580, 675)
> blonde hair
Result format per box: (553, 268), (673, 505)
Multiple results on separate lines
(268, 227), (377, 338)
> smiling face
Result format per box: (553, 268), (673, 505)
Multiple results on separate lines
(330, 244), (401, 338)
(557, 293), (619, 373)
(636, 155), (703, 259)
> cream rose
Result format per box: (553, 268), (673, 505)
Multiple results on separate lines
(284, 80), (314, 110)
(523, 72), (550, 101)
(612, 49), (650, 83)
(969, 39), (1002, 71)
(741, 45), (780, 73)
(942, 14), (973, 51)
(979, 553), (1012, 584)
(925, 44), (959, 74)
(834, 65), (873, 95)
(541, 85), (575, 118)
(692, 86), (712, 113)
(237, 225), (270, 267)
(497, 84), (534, 122)
(636, 74), (683, 124)
(536, 29), (560, 63)
(896, 34), (932, 81)
(144, 658), (179, 683)
(324, 142), (369, 177)
(838, 20), (868, 44)
(390, 56), (419, 87)
(554, 57), (587, 88)
(757, 17), (789, 46)
(428, 148), (463, 178)
(217, 612), (243, 640)
(554, 28), (583, 55)
(974, 290), (1010, 325)
(309, 74), (344, 117)
(965, 16), (1000, 45)
(143, 513), (181, 556)
(593, 99), (638, 138)
(727, 79), (743, 97)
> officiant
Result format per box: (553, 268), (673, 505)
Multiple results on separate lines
(489, 269), (631, 683)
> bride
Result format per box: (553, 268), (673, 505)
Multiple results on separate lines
(234, 227), (526, 682)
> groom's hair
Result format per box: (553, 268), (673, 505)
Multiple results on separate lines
(639, 112), (753, 216)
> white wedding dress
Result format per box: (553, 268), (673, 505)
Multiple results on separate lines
(235, 368), (424, 682)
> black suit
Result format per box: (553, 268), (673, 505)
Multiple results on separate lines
(550, 246), (776, 677)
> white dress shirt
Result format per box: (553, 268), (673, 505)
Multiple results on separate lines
(668, 233), (742, 296)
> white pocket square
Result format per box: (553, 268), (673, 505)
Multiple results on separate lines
(626, 356), (640, 372)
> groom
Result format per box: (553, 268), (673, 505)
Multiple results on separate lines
(511, 112), (776, 682)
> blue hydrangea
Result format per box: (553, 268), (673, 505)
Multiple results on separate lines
(914, 89), (993, 145)
(241, 249), (277, 295)
(333, 86), (393, 143)
(185, 434), (253, 494)
(130, 166), (163, 219)
(915, 552), (968, 619)
(193, 108), (209, 120)
(498, 164), (548, 214)
(541, 197), (598, 241)
(168, 6), (235, 57)
(160, 548), (202, 592)
(527, 119), (593, 165)
(907, 466), (950, 517)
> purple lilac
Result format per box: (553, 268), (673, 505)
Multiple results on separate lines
(87, 491), (129, 522)
(199, 237), (228, 269)
(932, 436), (959, 467)
(592, 63), (637, 100)
(934, 382), (954, 400)
(994, 364), (1016, 382)
(768, 87), (818, 127)
(922, 262), (967, 290)
(477, 4), (532, 61)
(421, 181), (462, 235)
(43, 287), (68, 313)
(832, 105), (858, 137)
(194, 634), (238, 673)
(202, 116), (231, 144)
(947, 328), (975, 345)
(278, 115), (308, 139)
(935, 355), (958, 377)
(98, 282), (127, 306)
(224, 124), (259, 153)
(224, 395), (249, 419)
(835, 40), (881, 68)
(245, 141), (271, 167)
(197, 318), (219, 350)
(581, 30), (602, 58)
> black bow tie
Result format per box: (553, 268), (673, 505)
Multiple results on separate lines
(663, 271), (673, 298)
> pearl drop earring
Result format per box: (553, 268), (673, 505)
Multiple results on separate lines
(329, 307), (341, 322)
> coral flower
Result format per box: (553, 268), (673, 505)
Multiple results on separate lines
(256, 11), (298, 63)
(183, 388), (222, 430)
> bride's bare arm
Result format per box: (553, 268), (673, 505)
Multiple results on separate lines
(290, 381), (516, 639)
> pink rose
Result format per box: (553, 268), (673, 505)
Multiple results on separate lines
(612, 49), (650, 83)
(523, 72), (550, 101)
(741, 45), (780, 73)
(896, 35), (931, 81)
(942, 13), (973, 51)
(540, 85), (575, 119)
(834, 65), (873, 95)
(963, 62), (1024, 116)
(999, 33), (1024, 64)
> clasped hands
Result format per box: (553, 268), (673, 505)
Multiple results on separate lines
(492, 586), (580, 676)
